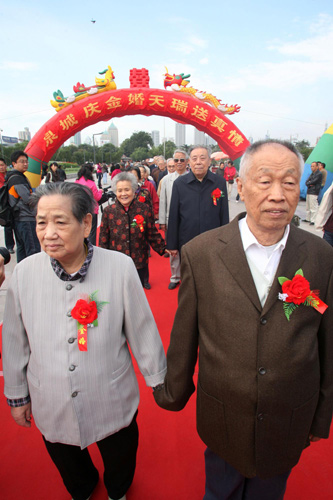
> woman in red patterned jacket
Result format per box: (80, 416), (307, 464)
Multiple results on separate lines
(99, 172), (166, 289)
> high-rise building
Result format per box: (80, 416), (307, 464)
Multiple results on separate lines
(175, 123), (186, 147)
(151, 130), (160, 147)
(206, 135), (217, 147)
(100, 123), (119, 147)
(194, 128), (205, 145)
(73, 132), (81, 146)
(18, 127), (31, 142)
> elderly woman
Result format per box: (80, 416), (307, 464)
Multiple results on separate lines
(2, 182), (166, 500)
(99, 172), (166, 289)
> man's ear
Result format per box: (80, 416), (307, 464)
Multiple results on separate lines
(236, 177), (245, 201)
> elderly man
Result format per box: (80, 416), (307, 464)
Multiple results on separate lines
(159, 150), (188, 289)
(154, 140), (333, 500)
(157, 157), (176, 197)
(167, 145), (229, 256)
(152, 156), (167, 188)
(304, 161), (322, 225)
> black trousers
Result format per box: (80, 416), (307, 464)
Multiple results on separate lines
(43, 412), (138, 500)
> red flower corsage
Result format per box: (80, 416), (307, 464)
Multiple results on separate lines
(131, 214), (145, 232)
(278, 269), (328, 321)
(138, 195), (146, 203)
(211, 188), (224, 206)
(71, 291), (108, 351)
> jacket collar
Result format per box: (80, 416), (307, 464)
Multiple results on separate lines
(217, 214), (307, 314)
(184, 170), (215, 184)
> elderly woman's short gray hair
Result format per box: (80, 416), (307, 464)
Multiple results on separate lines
(30, 182), (96, 222)
(111, 172), (138, 192)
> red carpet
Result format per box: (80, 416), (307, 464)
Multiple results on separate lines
(0, 251), (332, 499)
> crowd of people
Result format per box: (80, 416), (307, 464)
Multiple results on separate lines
(1, 141), (332, 500)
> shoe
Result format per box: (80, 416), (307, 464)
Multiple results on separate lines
(143, 282), (151, 290)
(168, 282), (179, 290)
(309, 222), (315, 225)
(7, 248), (15, 254)
(163, 253), (170, 258)
(302, 219), (310, 223)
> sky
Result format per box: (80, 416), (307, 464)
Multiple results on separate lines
(1, 0), (333, 148)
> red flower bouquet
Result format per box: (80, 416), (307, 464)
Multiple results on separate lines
(211, 188), (224, 206)
(71, 291), (108, 351)
(131, 214), (145, 232)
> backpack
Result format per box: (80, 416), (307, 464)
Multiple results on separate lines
(0, 175), (21, 227)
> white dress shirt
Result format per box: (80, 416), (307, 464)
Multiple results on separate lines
(239, 217), (290, 306)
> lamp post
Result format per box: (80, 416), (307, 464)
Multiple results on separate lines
(93, 132), (103, 164)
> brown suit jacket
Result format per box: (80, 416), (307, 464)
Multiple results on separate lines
(154, 214), (333, 478)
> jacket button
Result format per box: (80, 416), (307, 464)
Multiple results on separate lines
(258, 367), (266, 375)
(68, 337), (75, 344)
(69, 365), (76, 371)
(257, 413), (264, 421)
(260, 317), (267, 325)
(66, 284), (73, 291)
(71, 391), (78, 398)
(67, 311), (72, 317)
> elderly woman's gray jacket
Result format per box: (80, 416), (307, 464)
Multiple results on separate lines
(3, 247), (166, 448)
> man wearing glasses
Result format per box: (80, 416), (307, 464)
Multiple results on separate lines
(7, 151), (40, 262)
(167, 146), (229, 261)
(159, 150), (189, 289)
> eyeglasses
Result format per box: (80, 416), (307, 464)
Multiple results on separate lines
(174, 158), (185, 163)
(17, 160), (29, 164)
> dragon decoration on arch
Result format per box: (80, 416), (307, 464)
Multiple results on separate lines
(163, 68), (240, 115)
(51, 66), (116, 112)
(50, 65), (241, 116)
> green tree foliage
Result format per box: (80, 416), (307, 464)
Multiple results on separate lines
(294, 140), (313, 161)
(120, 131), (153, 157)
(0, 141), (28, 164)
(150, 140), (177, 160)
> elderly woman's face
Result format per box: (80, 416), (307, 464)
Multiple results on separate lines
(36, 194), (92, 268)
(116, 181), (135, 207)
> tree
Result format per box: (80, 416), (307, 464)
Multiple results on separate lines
(294, 140), (313, 161)
(132, 147), (150, 161)
(120, 131), (153, 157)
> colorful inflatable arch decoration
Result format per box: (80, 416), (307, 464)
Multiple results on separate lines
(300, 123), (333, 200)
(25, 67), (250, 187)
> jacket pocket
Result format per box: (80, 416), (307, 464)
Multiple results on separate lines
(27, 368), (40, 388)
(197, 380), (228, 452)
(286, 391), (319, 461)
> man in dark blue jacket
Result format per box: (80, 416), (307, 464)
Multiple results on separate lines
(167, 146), (229, 257)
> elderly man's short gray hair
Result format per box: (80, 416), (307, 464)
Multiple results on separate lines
(173, 149), (188, 159)
(111, 171), (138, 192)
(239, 139), (304, 180)
(30, 182), (96, 222)
(188, 145), (212, 158)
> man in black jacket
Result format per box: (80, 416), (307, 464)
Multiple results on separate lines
(7, 151), (40, 262)
(167, 146), (229, 257)
(304, 162), (322, 225)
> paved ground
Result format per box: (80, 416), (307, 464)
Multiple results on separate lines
(0, 187), (323, 323)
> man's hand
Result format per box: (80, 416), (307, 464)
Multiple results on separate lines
(167, 250), (178, 257)
(309, 434), (321, 442)
(11, 403), (32, 428)
(0, 255), (5, 287)
(159, 224), (166, 231)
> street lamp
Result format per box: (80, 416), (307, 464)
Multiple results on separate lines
(92, 132), (103, 164)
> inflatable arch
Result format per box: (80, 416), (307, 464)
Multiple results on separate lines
(300, 122), (333, 200)
(25, 68), (250, 188)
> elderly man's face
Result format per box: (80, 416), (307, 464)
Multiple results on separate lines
(167, 160), (176, 173)
(189, 148), (211, 180)
(173, 152), (187, 174)
(158, 160), (166, 171)
(237, 144), (300, 244)
(36, 194), (92, 269)
(311, 162), (318, 172)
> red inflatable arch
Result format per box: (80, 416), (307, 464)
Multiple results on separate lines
(25, 68), (250, 187)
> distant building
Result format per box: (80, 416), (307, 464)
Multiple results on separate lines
(69, 132), (82, 147)
(151, 130), (160, 147)
(175, 123), (186, 147)
(84, 136), (92, 145)
(194, 128), (205, 145)
(18, 127), (31, 142)
(206, 135), (217, 147)
(100, 123), (119, 147)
